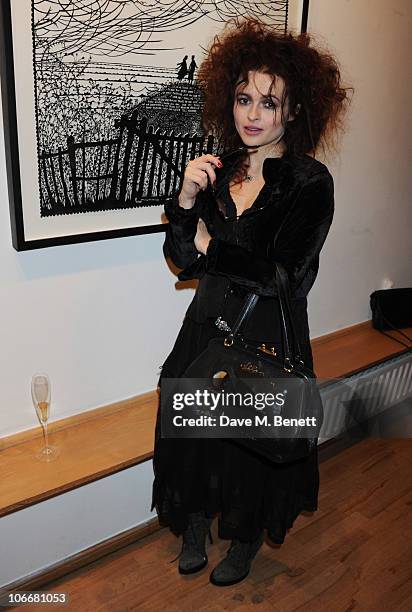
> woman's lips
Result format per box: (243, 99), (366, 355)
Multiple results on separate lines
(243, 126), (263, 135)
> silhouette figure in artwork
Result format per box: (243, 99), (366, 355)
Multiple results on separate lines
(188, 56), (197, 83)
(176, 55), (188, 80)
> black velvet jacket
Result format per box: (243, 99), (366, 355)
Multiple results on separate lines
(163, 151), (335, 362)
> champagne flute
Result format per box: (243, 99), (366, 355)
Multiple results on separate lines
(31, 373), (59, 462)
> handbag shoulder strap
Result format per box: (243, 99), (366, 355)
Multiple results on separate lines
(275, 264), (303, 362)
(224, 263), (304, 365)
(227, 293), (259, 340)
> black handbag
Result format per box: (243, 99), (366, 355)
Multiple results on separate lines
(180, 262), (324, 464)
(370, 288), (412, 349)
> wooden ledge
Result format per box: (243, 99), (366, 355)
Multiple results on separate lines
(312, 320), (412, 378)
(1, 321), (411, 518)
(0, 391), (159, 517)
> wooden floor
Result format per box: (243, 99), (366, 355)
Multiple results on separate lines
(19, 437), (412, 612)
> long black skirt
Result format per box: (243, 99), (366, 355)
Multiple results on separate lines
(151, 316), (319, 545)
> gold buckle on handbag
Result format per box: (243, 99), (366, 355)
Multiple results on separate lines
(258, 343), (277, 356)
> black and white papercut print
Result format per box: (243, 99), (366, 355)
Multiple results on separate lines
(1, 0), (304, 248)
(34, 0), (290, 216)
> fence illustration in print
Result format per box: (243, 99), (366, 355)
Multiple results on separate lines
(39, 115), (218, 217)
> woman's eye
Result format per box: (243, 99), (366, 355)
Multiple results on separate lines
(237, 97), (277, 109)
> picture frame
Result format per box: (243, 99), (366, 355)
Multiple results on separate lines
(0, 0), (308, 251)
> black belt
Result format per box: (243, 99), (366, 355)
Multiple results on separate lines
(227, 282), (250, 298)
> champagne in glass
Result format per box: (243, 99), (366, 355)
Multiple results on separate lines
(37, 400), (49, 423)
(31, 373), (59, 462)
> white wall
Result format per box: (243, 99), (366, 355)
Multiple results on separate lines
(0, 462), (156, 588)
(306, 0), (412, 332)
(1, 0), (412, 588)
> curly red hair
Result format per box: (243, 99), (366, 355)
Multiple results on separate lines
(197, 17), (353, 162)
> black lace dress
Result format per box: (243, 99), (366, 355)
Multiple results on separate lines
(151, 152), (334, 544)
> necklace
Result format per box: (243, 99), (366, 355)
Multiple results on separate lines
(244, 141), (285, 183)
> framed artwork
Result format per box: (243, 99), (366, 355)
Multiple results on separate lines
(0, 0), (308, 250)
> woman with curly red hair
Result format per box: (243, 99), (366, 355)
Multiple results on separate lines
(151, 17), (352, 587)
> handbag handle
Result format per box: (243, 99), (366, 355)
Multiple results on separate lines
(224, 262), (304, 368)
(275, 264), (304, 364)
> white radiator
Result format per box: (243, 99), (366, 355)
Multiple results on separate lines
(318, 350), (412, 442)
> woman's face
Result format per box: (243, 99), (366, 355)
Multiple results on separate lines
(233, 70), (294, 148)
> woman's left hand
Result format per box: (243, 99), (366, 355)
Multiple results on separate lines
(194, 218), (212, 255)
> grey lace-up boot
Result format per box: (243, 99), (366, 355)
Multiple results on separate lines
(209, 530), (265, 586)
(169, 511), (214, 575)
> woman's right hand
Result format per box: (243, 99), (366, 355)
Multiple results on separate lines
(178, 154), (222, 209)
